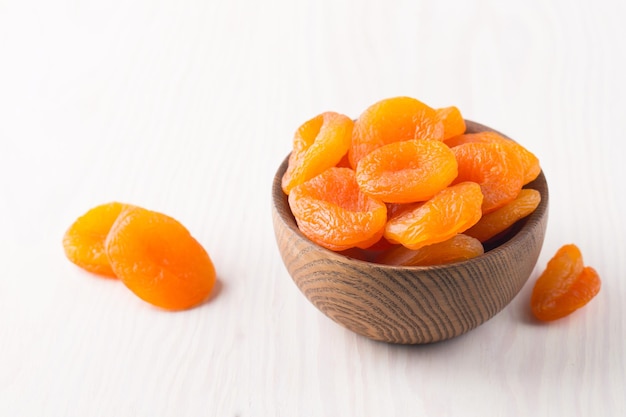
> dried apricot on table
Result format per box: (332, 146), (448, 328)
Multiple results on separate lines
(445, 131), (540, 185)
(465, 188), (541, 243)
(355, 139), (458, 203)
(288, 167), (387, 251)
(281, 111), (353, 195)
(384, 181), (483, 250)
(531, 244), (601, 321)
(105, 206), (216, 310)
(63, 202), (130, 277)
(452, 142), (525, 214)
(377, 234), (484, 266)
(349, 96), (443, 168)
(435, 106), (466, 140)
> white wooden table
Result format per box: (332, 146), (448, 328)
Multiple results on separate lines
(1, 1), (624, 415)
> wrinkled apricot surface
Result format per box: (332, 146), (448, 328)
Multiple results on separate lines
(384, 182), (483, 250)
(349, 96), (443, 168)
(465, 189), (541, 243)
(288, 167), (387, 251)
(377, 234), (483, 266)
(435, 106), (466, 140)
(105, 206), (216, 311)
(355, 139), (458, 203)
(531, 244), (601, 321)
(281, 111), (353, 195)
(452, 142), (525, 214)
(445, 131), (540, 185)
(63, 202), (130, 277)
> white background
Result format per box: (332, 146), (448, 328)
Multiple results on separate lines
(1, 0), (625, 416)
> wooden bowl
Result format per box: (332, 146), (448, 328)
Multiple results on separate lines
(271, 121), (549, 344)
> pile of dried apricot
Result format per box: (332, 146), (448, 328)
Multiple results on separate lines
(282, 96), (542, 266)
(63, 202), (216, 310)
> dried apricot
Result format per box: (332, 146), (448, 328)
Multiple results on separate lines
(349, 96), (443, 167)
(465, 189), (541, 243)
(281, 112), (353, 195)
(63, 202), (130, 277)
(531, 244), (601, 321)
(105, 206), (216, 310)
(283, 96), (544, 267)
(288, 167), (387, 251)
(435, 106), (466, 140)
(452, 142), (525, 214)
(445, 131), (540, 185)
(377, 234), (483, 266)
(384, 182), (483, 250)
(355, 139), (458, 203)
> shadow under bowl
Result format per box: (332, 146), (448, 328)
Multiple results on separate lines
(272, 120), (549, 344)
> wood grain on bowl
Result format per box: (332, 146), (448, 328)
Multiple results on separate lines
(272, 121), (549, 344)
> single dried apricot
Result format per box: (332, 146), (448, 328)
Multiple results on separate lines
(377, 234), (483, 266)
(349, 96), (443, 168)
(355, 139), (458, 203)
(384, 182), (483, 250)
(105, 206), (216, 310)
(288, 167), (387, 251)
(531, 244), (601, 321)
(63, 202), (130, 277)
(452, 142), (525, 214)
(435, 106), (466, 140)
(281, 112), (353, 195)
(465, 189), (541, 243)
(445, 131), (540, 185)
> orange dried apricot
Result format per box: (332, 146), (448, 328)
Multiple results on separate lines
(105, 206), (216, 311)
(63, 202), (130, 277)
(349, 96), (443, 168)
(288, 167), (387, 251)
(384, 182), (483, 250)
(445, 131), (540, 185)
(531, 244), (601, 321)
(355, 139), (458, 203)
(281, 112), (353, 195)
(283, 96), (544, 267)
(435, 106), (466, 140)
(452, 142), (525, 214)
(465, 189), (541, 243)
(377, 234), (484, 266)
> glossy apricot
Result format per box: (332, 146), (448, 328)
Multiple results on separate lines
(349, 96), (443, 167)
(355, 139), (458, 203)
(445, 131), (540, 185)
(62, 202), (130, 277)
(465, 189), (541, 242)
(384, 182), (483, 250)
(377, 234), (484, 266)
(105, 206), (216, 310)
(281, 112), (353, 194)
(435, 106), (466, 140)
(288, 167), (387, 251)
(452, 142), (525, 214)
(531, 244), (601, 321)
